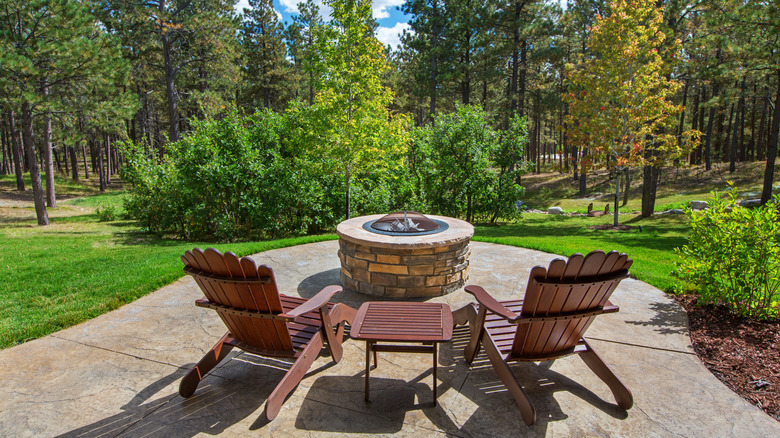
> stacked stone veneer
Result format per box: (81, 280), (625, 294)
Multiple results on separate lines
(336, 215), (474, 298)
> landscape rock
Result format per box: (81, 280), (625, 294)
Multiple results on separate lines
(658, 209), (685, 215)
(689, 201), (708, 210)
(739, 199), (762, 208)
(514, 200), (528, 212)
(547, 206), (564, 215)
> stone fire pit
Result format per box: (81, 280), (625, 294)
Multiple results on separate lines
(337, 213), (474, 297)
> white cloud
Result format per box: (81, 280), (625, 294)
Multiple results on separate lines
(373, 0), (404, 19)
(235, 0), (251, 14)
(376, 22), (410, 50)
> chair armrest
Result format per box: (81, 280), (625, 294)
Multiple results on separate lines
(279, 285), (343, 319)
(464, 285), (519, 321)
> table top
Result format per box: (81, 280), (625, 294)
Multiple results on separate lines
(351, 301), (453, 343)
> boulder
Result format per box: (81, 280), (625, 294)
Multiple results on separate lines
(514, 200), (528, 211)
(689, 201), (708, 210)
(658, 209), (685, 215)
(739, 199), (762, 208)
(548, 206), (564, 215)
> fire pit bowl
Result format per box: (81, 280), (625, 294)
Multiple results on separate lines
(337, 213), (474, 297)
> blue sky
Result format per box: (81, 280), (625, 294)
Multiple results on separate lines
(234, 0), (411, 49)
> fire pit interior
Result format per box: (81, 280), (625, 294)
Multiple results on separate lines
(363, 211), (449, 235)
(337, 213), (473, 298)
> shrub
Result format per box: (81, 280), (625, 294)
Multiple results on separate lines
(96, 204), (117, 222)
(675, 187), (780, 320)
(411, 105), (527, 223)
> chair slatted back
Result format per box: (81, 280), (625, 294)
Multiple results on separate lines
(182, 248), (294, 352)
(511, 250), (631, 359)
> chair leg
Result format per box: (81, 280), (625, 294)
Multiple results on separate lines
(482, 333), (536, 426)
(578, 339), (633, 410)
(463, 305), (484, 364)
(264, 334), (323, 421)
(322, 303), (355, 363)
(180, 333), (235, 398)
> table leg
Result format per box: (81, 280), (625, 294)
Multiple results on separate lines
(365, 341), (372, 402)
(433, 342), (438, 405)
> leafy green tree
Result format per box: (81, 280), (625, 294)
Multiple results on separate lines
(565, 0), (697, 225)
(312, 0), (410, 219)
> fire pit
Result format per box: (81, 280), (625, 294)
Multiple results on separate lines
(337, 212), (474, 297)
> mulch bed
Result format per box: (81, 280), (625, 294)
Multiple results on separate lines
(675, 295), (780, 421)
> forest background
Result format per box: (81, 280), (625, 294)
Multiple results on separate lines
(1, 0), (779, 235)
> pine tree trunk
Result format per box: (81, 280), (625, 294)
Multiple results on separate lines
(82, 142), (89, 179)
(757, 87), (768, 161)
(22, 102), (48, 225)
(730, 84), (744, 173)
(704, 82), (717, 170)
(69, 146), (79, 180)
(160, 0), (178, 143)
(105, 134), (111, 184)
(760, 70), (780, 205)
(43, 83), (56, 208)
(1, 112), (7, 175)
(9, 110), (25, 191)
(97, 133), (106, 192)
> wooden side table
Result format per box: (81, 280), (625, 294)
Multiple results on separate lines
(350, 301), (453, 405)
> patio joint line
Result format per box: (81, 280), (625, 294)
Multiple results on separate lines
(50, 334), (188, 369)
(584, 336), (697, 356)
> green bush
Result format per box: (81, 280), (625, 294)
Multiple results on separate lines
(411, 105), (527, 223)
(96, 204), (117, 222)
(675, 187), (780, 320)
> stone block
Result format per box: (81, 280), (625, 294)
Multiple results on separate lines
(354, 252), (376, 261)
(548, 206), (564, 215)
(376, 254), (401, 264)
(371, 272), (398, 286)
(352, 258), (368, 270)
(368, 263), (408, 275)
(408, 265), (434, 275)
(409, 248), (435, 255)
(341, 276), (358, 292)
(340, 267), (352, 279)
(397, 276), (425, 288)
(359, 282), (384, 296)
(425, 275), (446, 287)
(434, 245), (453, 253)
(435, 258), (458, 268)
(446, 271), (462, 283)
(352, 269), (370, 283)
(403, 255), (437, 265)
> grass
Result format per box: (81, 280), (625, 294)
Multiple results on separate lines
(0, 176), (337, 349)
(473, 214), (689, 293)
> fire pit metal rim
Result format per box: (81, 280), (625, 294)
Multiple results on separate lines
(362, 218), (450, 236)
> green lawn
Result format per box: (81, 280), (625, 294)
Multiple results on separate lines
(474, 213), (689, 292)
(0, 187), (337, 349)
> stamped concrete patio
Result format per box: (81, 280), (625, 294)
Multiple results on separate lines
(1, 241), (779, 437)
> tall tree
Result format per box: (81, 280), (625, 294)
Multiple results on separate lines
(565, 0), (696, 224)
(313, 0), (409, 219)
(241, 0), (290, 110)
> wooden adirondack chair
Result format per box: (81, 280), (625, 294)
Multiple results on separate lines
(457, 250), (633, 426)
(179, 248), (356, 421)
